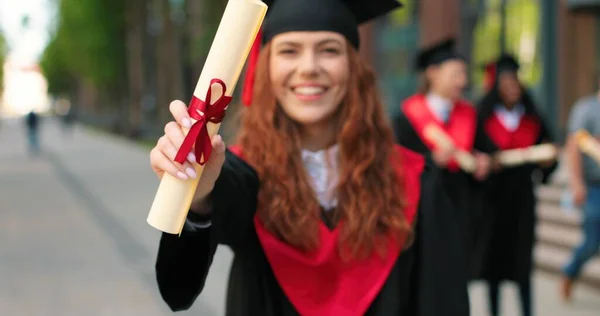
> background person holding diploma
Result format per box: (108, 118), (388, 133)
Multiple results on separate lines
(392, 38), (492, 263)
(470, 54), (557, 316)
(150, 0), (470, 315)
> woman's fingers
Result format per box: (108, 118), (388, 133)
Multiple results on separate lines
(199, 134), (226, 179)
(157, 135), (197, 179)
(194, 134), (227, 199)
(150, 147), (190, 181)
(150, 134), (226, 185)
(207, 134), (226, 166)
(164, 121), (197, 164)
(150, 98), (226, 184)
(213, 134), (226, 154)
(169, 100), (193, 129)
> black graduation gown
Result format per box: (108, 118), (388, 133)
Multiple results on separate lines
(154, 146), (470, 316)
(392, 94), (491, 259)
(470, 95), (557, 283)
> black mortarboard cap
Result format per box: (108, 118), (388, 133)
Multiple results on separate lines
(415, 38), (464, 71)
(495, 53), (520, 74)
(242, 0), (403, 106)
(479, 53), (521, 92)
(261, 0), (402, 48)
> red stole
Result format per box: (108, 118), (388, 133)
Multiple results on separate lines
(401, 94), (477, 172)
(229, 145), (424, 316)
(484, 114), (540, 150)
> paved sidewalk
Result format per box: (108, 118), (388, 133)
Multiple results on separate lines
(0, 117), (597, 315)
(0, 118), (227, 316)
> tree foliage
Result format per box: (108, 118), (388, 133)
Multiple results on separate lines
(472, 0), (541, 90)
(0, 31), (6, 89)
(40, 0), (127, 94)
(188, 0), (227, 67)
(40, 30), (73, 95)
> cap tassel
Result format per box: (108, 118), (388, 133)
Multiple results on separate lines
(483, 63), (496, 92)
(242, 29), (263, 107)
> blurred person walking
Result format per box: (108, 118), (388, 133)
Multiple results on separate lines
(560, 74), (600, 302)
(24, 110), (41, 155)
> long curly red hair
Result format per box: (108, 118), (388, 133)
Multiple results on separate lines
(236, 41), (410, 259)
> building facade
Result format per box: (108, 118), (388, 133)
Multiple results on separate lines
(361, 0), (600, 140)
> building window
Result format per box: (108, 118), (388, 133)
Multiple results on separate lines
(567, 0), (600, 10)
(596, 15), (600, 76)
(374, 0), (419, 115)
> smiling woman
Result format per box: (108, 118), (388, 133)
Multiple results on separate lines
(149, 0), (471, 315)
(267, 32), (350, 134)
(238, 28), (401, 256)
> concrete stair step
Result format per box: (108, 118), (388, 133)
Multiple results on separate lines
(537, 221), (583, 251)
(535, 245), (600, 289)
(488, 163), (600, 290)
(536, 202), (581, 229)
(536, 185), (563, 205)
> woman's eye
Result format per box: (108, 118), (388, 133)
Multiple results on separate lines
(322, 48), (340, 54)
(279, 49), (296, 55)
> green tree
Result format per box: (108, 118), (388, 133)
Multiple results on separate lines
(40, 31), (75, 95)
(38, 0), (235, 137)
(471, 0), (541, 93)
(40, 0), (127, 94)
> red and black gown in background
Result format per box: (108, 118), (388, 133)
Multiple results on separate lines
(392, 94), (491, 259)
(155, 145), (470, 316)
(470, 90), (557, 284)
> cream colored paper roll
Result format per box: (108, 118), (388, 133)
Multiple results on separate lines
(423, 125), (454, 151)
(423, 124), (476, 173)
(495, 144), (558, 166)
(527, 143), (558, 162)
(147, 0), (268, 234)
(454, 151), (477, 173)
(494, 148), (526, 166)
(576, 129), (600, 164)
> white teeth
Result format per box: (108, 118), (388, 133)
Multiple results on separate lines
(294, 86), (325, 95)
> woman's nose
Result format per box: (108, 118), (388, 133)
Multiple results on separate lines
(297, 52), (319, 77)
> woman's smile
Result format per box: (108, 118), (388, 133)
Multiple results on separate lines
(291, 83), (329, 102)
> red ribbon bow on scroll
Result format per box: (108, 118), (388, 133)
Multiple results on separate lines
(174, 78), (232, 166)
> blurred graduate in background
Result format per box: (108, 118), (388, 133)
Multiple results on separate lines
(392, 38), (492, 266)
(471, 54), (558, 316)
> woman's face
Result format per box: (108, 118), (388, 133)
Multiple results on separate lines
(269, 31), (350, 127)
(427, 59), (468, 101)
(498, 72), (522, 105)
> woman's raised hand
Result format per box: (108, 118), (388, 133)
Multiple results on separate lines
(150, 100), (227, 203)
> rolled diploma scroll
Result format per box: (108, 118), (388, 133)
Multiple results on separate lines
(575, 129), (600, 164)
(495, 144), (559, 166)
(147, 0), (268, 234)
(423, 124), (477, 173)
